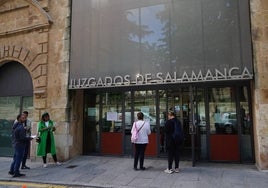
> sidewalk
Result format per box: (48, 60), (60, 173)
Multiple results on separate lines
(0, 155), (268, 188)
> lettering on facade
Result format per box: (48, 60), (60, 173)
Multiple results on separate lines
(69, 67), (253, 89)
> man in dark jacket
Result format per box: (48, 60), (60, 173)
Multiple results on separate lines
(21, 111), (31, 169)
(9, 114), (32, 177)
(164, 111), (183, 174)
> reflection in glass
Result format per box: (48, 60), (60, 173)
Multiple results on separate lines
(159, 90), (167, 153)
(134, 90), (156, 133)
(124, 91), (132, 155)
(0, 96), (21, 156)
(239, 86), (253, 161)
(209, 87), (237, 135)
(84, 94), (100, 153)
(195, 88), (207, 160)
(22, 97), (33, 120)
(71, 0), (251, 80)
(0, 97), (20, 120)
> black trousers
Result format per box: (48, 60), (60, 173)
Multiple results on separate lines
(134, 143), (147, 169)
(42, 154), (57, 164)
(42, 132), (57, 163)
(167, 141), (180, 170)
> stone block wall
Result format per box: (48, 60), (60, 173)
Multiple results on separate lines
(69, 90), (84, 158)
(42, 0), (71, 161)
(250, 0), (268, 170)
(0, 0), (77, 161)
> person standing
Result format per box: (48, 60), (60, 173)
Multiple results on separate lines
(9, 114), (32, 177)
(131, 112), (151, 170)
(37, 112), (61, 168)
(164, 111), (183, 174)
(21, 111), (31, 169)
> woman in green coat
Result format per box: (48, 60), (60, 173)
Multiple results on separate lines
(37, 112), (61, 168)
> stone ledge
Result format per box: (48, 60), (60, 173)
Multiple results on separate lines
(0, 0), (28, 13)
(0, 4), (29, 14)
(0, 24), (51, 37)
(34, 89), (47, 98)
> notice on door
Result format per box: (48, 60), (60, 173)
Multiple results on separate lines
(107, 112), (118, 121)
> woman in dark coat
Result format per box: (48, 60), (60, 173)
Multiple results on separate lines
(164, 111), (183, 174)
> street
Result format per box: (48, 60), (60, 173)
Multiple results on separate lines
(0, 181), (92, 188)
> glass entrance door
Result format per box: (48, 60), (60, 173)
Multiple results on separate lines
(123, 90), (158, 156)
(133, 90), (157, 156)
(84, 92), (123, 155)
(101, 92), (123, 155)
(83, 84), (253, 163)
(158, 87), (206, 162)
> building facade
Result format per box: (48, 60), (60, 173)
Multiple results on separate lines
(0, 0), (77, 160)
(0, 0), (268, 170)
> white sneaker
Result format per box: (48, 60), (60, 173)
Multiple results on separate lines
(43, 164), (47, 168)
(164, 168), (173, 174)
(174, 168), (180, 173)
(56, 162), (62, 166)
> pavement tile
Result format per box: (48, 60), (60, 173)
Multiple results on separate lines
(1, 156), (268, 188)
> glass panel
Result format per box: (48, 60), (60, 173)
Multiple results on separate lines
(101, 92), (123, 155)
(181, 89), (190, 151)
(133, 90), (156, 132)
(239, 86), (253, 162)
(0, 96), (21, 156)
(134, 90), (157, 156)
(209, 87), (240, 161)
(164, 88), (192, 159)
(101, 93), (123, 133)
(195, 88), (207, 160)
(84, 94), (100, 153)
(22, 96), (33, 120)
(0, 96), (21, 120)
(159, 90), (167, 154)
(71, 0), (253, 82)
(209, 87), (237, 135)
(124, 91), (132, 155)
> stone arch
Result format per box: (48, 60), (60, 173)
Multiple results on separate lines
(0, 61), (33, 96)
(0, 61), (34, 157)
(0, 45), (47, 98)
(0, 46), (48, 159)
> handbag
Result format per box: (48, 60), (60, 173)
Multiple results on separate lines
(131, 121), (145, 143)
(36, 136), (41, 143)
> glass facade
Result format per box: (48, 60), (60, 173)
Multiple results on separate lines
(70, 0), (252, 84)
(71, 0), (254, 163)
(0, 96), (33, 156)
(83, 83), (254, 163)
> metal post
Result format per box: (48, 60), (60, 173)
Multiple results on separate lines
(189, 85), (196, 167)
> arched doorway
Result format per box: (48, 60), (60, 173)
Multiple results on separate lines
(0, 61), (33, 156)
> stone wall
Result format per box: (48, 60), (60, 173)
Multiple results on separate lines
(42, 0), (71, 161)
(0, 0), (76, 161)
(250, 0), (268, 170)
(69, 90), (84, 158)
